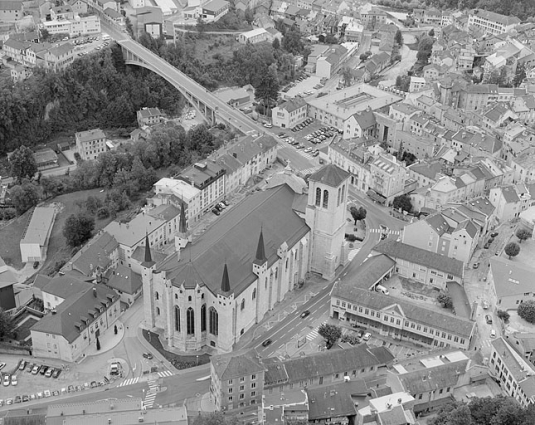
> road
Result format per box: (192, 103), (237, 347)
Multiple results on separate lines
(247, 187), (404, 357)
(102, 22), (266, 136)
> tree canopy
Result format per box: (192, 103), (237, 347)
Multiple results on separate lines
(63, 213), (95, 247)
(516, 229), (532, 243)
(255, 65), (280, 110)
(518, 300), (535, 324)
(392, 194), (412, 213)
(9, 145), (38, 182)
(350, 206), (367, 224)
(504, 242), (520, 259)
(318, 323), (342, 349)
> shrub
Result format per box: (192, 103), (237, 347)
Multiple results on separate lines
(497, 310), (510, 323)
(345, 234), (357, 242)
(518, 300), (535, 324)
(97, 206), (110, 219)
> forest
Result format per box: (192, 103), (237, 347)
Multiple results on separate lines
(377, 0), (535, 21)
(0, 45), (183, 156)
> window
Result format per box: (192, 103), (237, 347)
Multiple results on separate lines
(155, 292), (159, 300)
(251, 382), (256, 389)
(241, 299), (245, 311)
(251, 374), (256, 380)
(228, 388), (233, 394)
(251, 391), (256, 397)
(175, 306), (180, 332)
(337, 187), (341, 206)
(188, 296), (192, 302)
(228, 396), (233, 401)
(315, 187), (321, 206)
(187, 307), (195, 335)
(209, 307), (219, 336)
(323, 189), (329, 208)
(252, 289), (256, 300)
(201, 304), (206, 332)
(228, 380), (233, 385)
(156, 307), (160, 315)
(239, 385), (244, 391)
(240, 394), (245, 400)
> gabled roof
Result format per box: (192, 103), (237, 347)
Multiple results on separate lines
(349, 254), (395, 290)
(307, 380), (367, 420)
(373, 240), (464, 278)
(425, 214), (451, 236)
(70, 232), (118, 277)
(138, 107), (162, 118)
(20, 207), (56, 246)
(309, 164), (349, 188)
(211, 349), (265, 380)
(276, 97), (306, 113)
(352, 109), (376, 129)
(398, 360), (468, 394)
(105, 265), (143, 295)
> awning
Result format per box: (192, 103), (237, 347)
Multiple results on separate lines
(367, 190), (386, 203)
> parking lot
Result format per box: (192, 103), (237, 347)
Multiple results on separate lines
(73, 34), (111, 58)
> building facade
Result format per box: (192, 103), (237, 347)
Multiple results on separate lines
(75, 128), (107, 161)
(272, 98), (307, 129)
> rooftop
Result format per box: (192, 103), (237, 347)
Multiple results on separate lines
(202, 0), (228, 12)
(373, 240), (464, 278)
(307, 380), (368, 420)
(20, 206), (56, 246)
(138, 107), (162, 118)
(211, 349), (265, 380)
(69, 231), (118, 277)
(75, 128), (106, 143)
(105, 265), (142, 295)
(490, 256), (535, 298)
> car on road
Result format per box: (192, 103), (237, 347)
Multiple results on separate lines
(18, 360), (26, 370)
(143, 353), (153, 359)
(300, 310), (310, 318)
(53, 368), (61, 379)
(33, 261), (39, 269)
(362, 332), (371, 341)
(482, 301), (489, 309)
(490, 329), (496, 338)
(40, 366), (48, 375)
(485, 314), (493, 324)
(3, 374), (10, 386)
(22, 395), (29, 403)
(11, 375), (17, 386)
(491, 232), (499, 237)
(262, 122), (272, 128)
(262, 339), (272, 347)
(32, 365), (40, 375)
(45, 368), (54, 378)
(212, 208), (220, 216)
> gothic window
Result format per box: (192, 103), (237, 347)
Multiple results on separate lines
(187, 307), (195, 335)
(156, 307), (160, 316)
(252, 289), (256, 300)
(209, 307), (219, 336)
(201, 304), (206, 332)
(315, 187), (321, 206)
(155, 291), (159, 300)
(175, 306), (180, 332)
(323, 190), (329, 208)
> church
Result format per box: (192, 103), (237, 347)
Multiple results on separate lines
(142, 164), (350, 353)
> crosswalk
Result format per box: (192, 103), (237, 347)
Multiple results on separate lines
(305, 321), (326, 341)
(481, 339), (492, 348)
(158, 370), (173, 378)
(369, 228), (402, 236)
(117, 377), (139, 387)
(144, 380), (158, 409)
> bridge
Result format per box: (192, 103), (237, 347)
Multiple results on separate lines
(102, 24), (262, 134)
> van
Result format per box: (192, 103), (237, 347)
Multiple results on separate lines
(375, 285), (389, 295)
(110, 362), (120, 375)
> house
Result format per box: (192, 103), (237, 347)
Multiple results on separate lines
(389, 351), (470, 414)
(210, 349), (266, 410)
(360, 8), (387, 31)
(20, 207), (56, 263)
(213, 85), (254, 107)
(423, 64), (440, 80)
(489, 184), (532, 222)
(0, 0), (23, 21)
(201, 0), (229, 22)
(489, 337), (535, 406)
(357, 392), (416, 425)
(467, 9), (520, 35)
(44, 42), (75, 71)
(136, 6), (163, 38)
(33, 148), (59, 170)
(0, 257), (16, 311)
(30, 277), (121, 362)
(372, 240), (464, 288)
(272, 97), (307, 129)
(343, 108), (376, 140)
(315, 45), (348, 79)
(104, 7), (125, 25)
(402, 213), (480, 264)
(75, 128), (107, 161)
(488, 257), (535, 311)
(104, 264), (143, 306)
(68, 0), (88, 14)
(331, 285), (475, 350)
(368, 154), (408, 205)
(409, 76), (426, 92)
(238, 28), (271, 44)
(128, 0), (145, 8)
(42, 15), (101, 37)
(137, 107), (163, 126)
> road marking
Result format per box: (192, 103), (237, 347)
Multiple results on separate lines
(196, 375), (211, 381)
(305, 321), (326, 341)
(143, 380), (159, 409)
(157, 370), (173, 378)
(117, 377), (139, 387)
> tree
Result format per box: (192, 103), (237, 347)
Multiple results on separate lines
(9, 145), (37, 182)
(395, 75), (410, 92)
(318, 323), (342, 349)
(513, 62), (526, 87)
(350, 206), (367, 224)
(359, 53), (369, 61)
(504, 242), (520, 259)
(516, 229), (532, 244)
(497, 310), (510, 323)
(428, 28), (435, 37)
(272, 37), (280, 49)
(40, 28), (50, 40)
(255, 65), (279, 113)
(9, 181), (40, 215)
(416, 36), (434, 64)
(196, 16), (206, 36)
(63, 213), (95, 247)
(395, 29), (403, 45)
(325, 34), (338, 44)
(436, 292), (453, 309)
(85, 196), (103, 215)
(340, 66), (353, 88)
(282, 28), (303, 54)
(392, 194), (412, 213)
(125, 17), (134, 37)
(518, 300), (535, 324)
(96, 337), (101, 351)
(192, 412), (239, 425)
(0, 309), (14, 339)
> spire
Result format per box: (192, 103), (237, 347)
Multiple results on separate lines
(142, 233), (155, 267)
(220, 263), (231, 293)
(253, 229), (267, 266)
(178, 204), (187, 234)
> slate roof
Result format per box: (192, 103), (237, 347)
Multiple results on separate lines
(156, 185), (310, 296)
(211, 349), (265, 380)
(352, 109), (376, 129)
(398, 360), (468, 394)
(499, 185), (520, 203)
(70, 232), (118, 277)
(350, 254), (396, 290)
(138, 107), (161, 118)
(333, 287), (475, 338)
(105, 265), (142, 295)
(425, 214), (451, 236)
(490, 256), (535, 298)
(309, 164), (349, 188)
(373, 240), (464, 278)
(32, 274), (52, 290)
(277, 97), (306, 113)
(408, 161), (442, 181)
(76, 129), (105, 143)
(104, 213), (166, 248)
(307, 380), (367, 420)
(31, 283), (118, 343)
(470, 9), (520, 26)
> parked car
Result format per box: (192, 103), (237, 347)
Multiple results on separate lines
(43, 390), (51, 398)
(52, 369), (61, 379)
(14, 396), (21, 404)
(26, 363), (34, 373)
(362, 332), (371, 341)
(485, 314), (493, 324)
(491, 232), (499, 237)
(490, 329), (496, 338)
(11, 375), (17, 386)
(68, 385), (75, 393)
(22, 395), (29, 402)
(6, 398), (13, 405)
(0, 362), (5, 370)
(484, 242), (490, 249)
(18, 360), (26, 370)
(482, 301), (489, 309)
(262, 339), (272, 347)
(300, 310), (310, 318)
(45, 368), (54, 378)
(473, 262), (480, 269)
(3, 374), (10, 386)
(32, 365), (40, 375)
(221, 200), (229, 207)
(40, 366), (48, 375)
(212, 208), (220, 216)
(52, 390), (60, 396)
(142, 353), (153, 360)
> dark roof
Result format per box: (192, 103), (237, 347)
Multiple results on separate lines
(41, 275), (93, 299)
(31, 284), (119, 343)
(353, 109), (376, 129)
(398, 360), (469, 394)
(212, 349), (265, 380)
(254, 229), (267, 265)
(349, 254), (396, 290)
(70, 232), (119, 277)
(33, 274), (52, 290)
(332, 287), (475, 338)
(142, 233), (154, 267)
(373, 240), (464, 278)
(446, 281), (471, 319)
(307, 380), (367, 420)
(264, 358), (289, 385)
(309, 164), (349, 188)
(220, 264), (231, 293)
(157, 185), (310, 296)
(105, 265), (143, 295)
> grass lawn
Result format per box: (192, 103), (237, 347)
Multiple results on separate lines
(142, 329), (210, 370)
(186, 35), (239, 66)
(14, 316), (39, 341)
(40, 188), (115, 275)
(0, 209), (33, 269)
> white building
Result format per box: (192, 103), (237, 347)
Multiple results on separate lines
(20, 207), (56, 263)
(75, 128), (107, 161)
(128, 0), (145, 8)
(237, 28), (271, 44)
(272, 97), (307, 129)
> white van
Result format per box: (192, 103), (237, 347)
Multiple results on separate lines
(375, 285), (389, 295)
